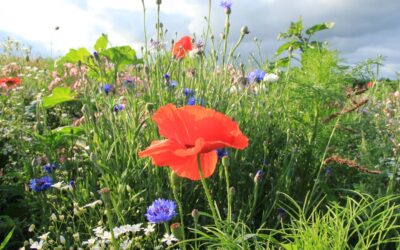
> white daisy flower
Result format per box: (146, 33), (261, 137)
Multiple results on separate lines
(83, 200), (103, 208)
(144, 223), (155, 236)
(161, 233), (178, 246)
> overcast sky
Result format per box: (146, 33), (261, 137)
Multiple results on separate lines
(1, 0), (399, 78)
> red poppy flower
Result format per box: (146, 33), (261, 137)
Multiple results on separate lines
(139, 104), (248, 180)
(366, 81), (373, 88)
(172, 36), (192, 59)
(0, 77), (22, 91)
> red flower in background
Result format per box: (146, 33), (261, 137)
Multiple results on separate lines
(0, 77), (22, 91)
(366, 81), (373, 88)
(139, 104), (248, 180)
(172, 36), (192, 59)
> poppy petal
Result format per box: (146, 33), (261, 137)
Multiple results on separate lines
(139, 139), (185, 166)
(170, 150), (218, 180)
(152, 104), (195, 147)
(179, 105), (249, 151)
(172, 36), (192, 59)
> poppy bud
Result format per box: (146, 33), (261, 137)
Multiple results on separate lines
(170, 171), (180, 187)
(99, 187), (111, 203)
(254, 170), (262, 183)
(156, 0), (162, 5)
(191, 209), (200, 223)
(170, 223), (184, 240)
(90, 152), (97, 162)
(230, 186), (236, 196)
(241, 26), (249, 35)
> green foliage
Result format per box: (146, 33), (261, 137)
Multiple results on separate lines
(94, 34), (109, 52)
(41, 87), (76, 108)
(100, 46), (142, 68)
(0, 227), (14, 250)
(58, 47), (91, 65)
(275, 17), (335, 57)
(0, 15), (399, 250)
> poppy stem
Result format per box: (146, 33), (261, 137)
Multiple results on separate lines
(170, 172), (186, 248)
(223, 163), (232, 224)
(197, 155), (221, 228)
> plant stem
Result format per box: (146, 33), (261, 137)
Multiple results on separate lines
(221, 13), (230, 67)
(223, 163), (232, 224)
(197, 155), (221, 228)
(228, 32), (245, 64)
(170, 173), (186, 247)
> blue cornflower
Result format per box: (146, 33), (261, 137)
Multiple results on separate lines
(220, 0), (233, 9)
(325, 167), (332, 177)
(29, 176), (53, 192)
(183, 88), (195, 97)
(103, 84), (114, 95)
(69, 179), (75, 188)
(43, 163), (58, 174)
(113, 104), (125, 113)
(247, 69), (266, 83)
(93, 51), (100, 61)
(254, 170), (263, 183)
(163, 73), (170, 81)
(217, 148), (229, 158)
(278, 208), (286, 220)
(169, 80), (178, 88)
(187, 97), (205, 106)
(145, 198), (177, 223)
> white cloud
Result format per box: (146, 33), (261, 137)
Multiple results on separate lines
(0, 0), (399, 78)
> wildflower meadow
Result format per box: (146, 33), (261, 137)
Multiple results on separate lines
(1, 1), (400, 249)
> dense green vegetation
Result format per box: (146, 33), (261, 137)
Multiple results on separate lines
(1, 2), (400, 249)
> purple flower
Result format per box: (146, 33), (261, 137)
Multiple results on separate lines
(187, 97), (205, 106)
(169, 80), (178, 88)
(93, 51), (100, 61)
(220, 0), (233, 9)
(103, 84), (114, 95)
(183, 88), (195, 97)
(29, 176), (53, 192)
(325, 167), (332, 177)
(278, 208), (286, 220)
(43, 163), (59, 174)
(217, 148), (228, 158)
(69, 180), (75, 188)
(163, 73), (170, 81)
(145, 198), (177, 223)
(247, 69), (266, 83)
(113, 104), (125, 113)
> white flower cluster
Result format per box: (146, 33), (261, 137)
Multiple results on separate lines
(82, 223), (151, 250)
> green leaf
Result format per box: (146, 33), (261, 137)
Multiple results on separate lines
(0, 227), (14, 250)
(51, 126), (84, 136)
(100, 46), (142, 68)
(42, 87), (76, 108)
(94, 34), (109, 52)
(281, 243), (298, 250)
(58, 47), (91, 64)
(275, 41), (301, 57)
(305, 22), (335, 36)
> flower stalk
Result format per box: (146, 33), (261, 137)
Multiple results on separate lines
(197, 155), (221, 229)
